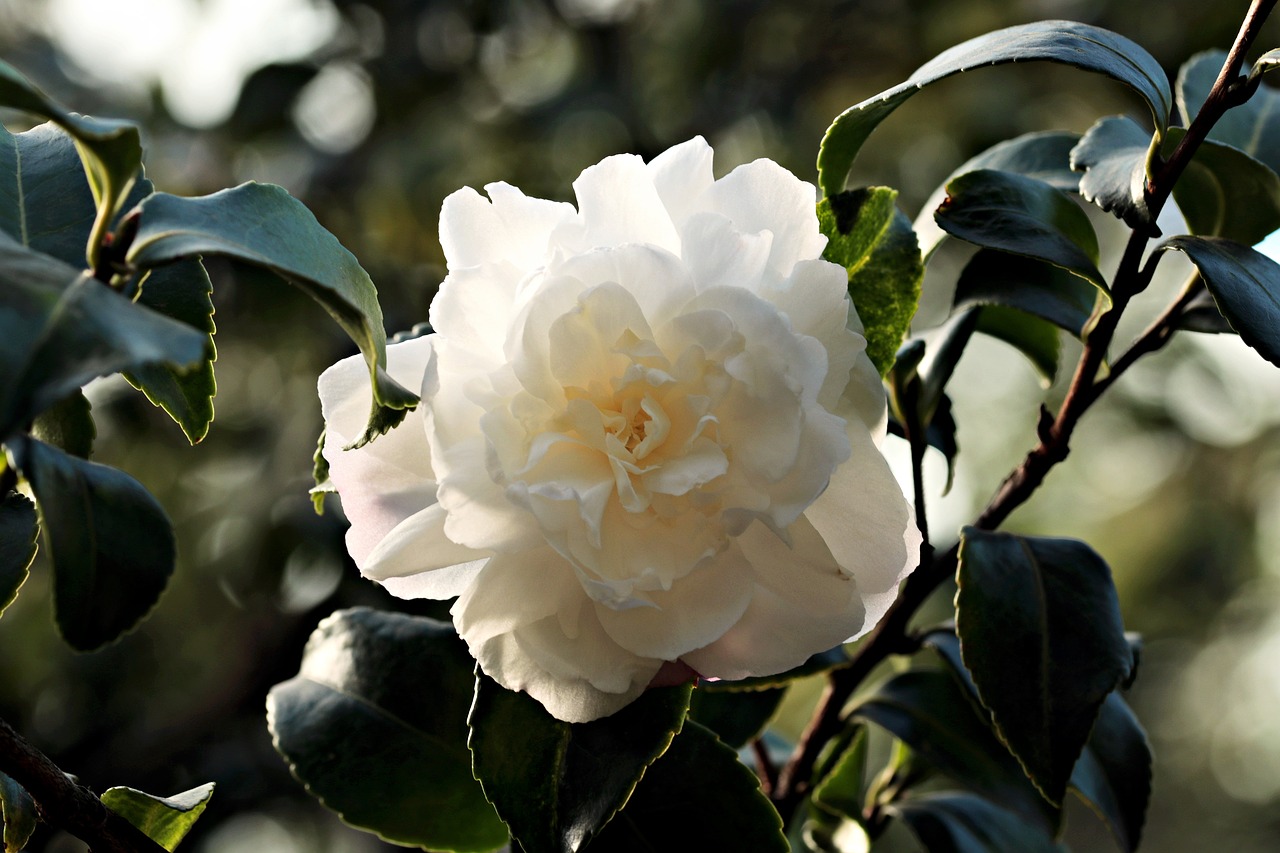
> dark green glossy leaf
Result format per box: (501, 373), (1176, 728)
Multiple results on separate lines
(956, 250), (1103, 337)
(1179, 50), (1280, 174)
(1177, 286), (1234, 333)
(1161, 235), (1280, 367)
(975, 306), (1061, 384)
(1165, 127), (1280, 245)
(0, 121), (96, 265)
(0, 59), (142, 266)
(956, 528), (1133, 806)
(890, 793), (1064, 853)
(100, 783), (215, 852)
(688, 683), (785, 749)
(852, 669), (1059, 831)
(124, 259), (217, 444)
(812, 724), (869, 821)
(267, 608), (506, 853)
(714, 645), (851, 690)
(0, 234), (206, 440)
(0, 771), (36, 853)
(936, 170), (1105, 293)
(817, 188), (923, 375)
(914, 132), (1082, 261)
(584, 721), (787, 853)
(127, 183), (417, 445)
(469, 672), (692, 853)
(11, 437), (174, 650)
(0, 492), (37, 618)
(1070, 116), (1153, 228)
(30, 391), (94, 458)
(1069, 692), (1151, 852)
(818, 21), (1172, 195)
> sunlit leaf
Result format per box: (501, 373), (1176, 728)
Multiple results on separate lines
(469, 672), (692, 853)
(0, 122), (96, 265)
(267, 608), (507, 853)
(890, 793), (1064, 853)
(11, 437), (175, 650)
(817, 188), (924, 375)
(0, 492), (36, 619)
(101, 783), (215, 852)
(0, 772), (36, 853)
(1160, 235), (1280, 367)
(818, 21), (1172, 195)
(584, 721), (787, 852)
(124, 259), (218, 444)
(0, 59), (142, 266)
(0, 233), (206, 440)
(127, 183), (417, 446)
(956, 528), (1134, 806)
(935, 170), (1105, 292)
(1070, 115), (1153, 228)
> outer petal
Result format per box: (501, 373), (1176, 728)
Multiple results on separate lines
(556, 153), (681, 256)
(439, 183), (575, 271)
(682, 518), (866, 679)
(802, 420), (921, 632)
(647, 136), (715, 230)
(319, 335), (438, 565)
(362, 503), (490, 585)
(454, 549), (664, 723)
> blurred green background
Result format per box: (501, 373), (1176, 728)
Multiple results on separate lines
(1, 0), (1278, 849)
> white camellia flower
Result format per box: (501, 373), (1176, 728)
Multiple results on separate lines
(319, 137), (921, 722)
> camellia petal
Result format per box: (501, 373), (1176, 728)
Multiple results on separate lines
(318, 137), (919, 722)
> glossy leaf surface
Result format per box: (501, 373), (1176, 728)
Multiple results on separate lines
(688, 684), (785, 749)
(128, 183), (417, 445)
(0, 492), (36, 618)
(30, 390), (94, 459)
(817, 188), (923, 375)
(1178, 50), (1280, 173)
(891, 793), (1063, 853)
(1165, 126), (1280, 245)
(101, 783), (215, 852)
(267, 608), (507, 853)
(1161, 236), (1280, 367)
(12, 437), (175, 650)
(818, 21), (1172, 195)
(0, 122), (96, 265)
(1070, 115), (1153, 228)
(470, 673), (692, 853)
(956, 528), (1133, 805)
(955, 250), (1101, 338)
(583, 721), (787, 852)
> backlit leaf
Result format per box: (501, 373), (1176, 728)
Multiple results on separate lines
(0, 491), (36, 619)
(101, 784), (215, 852)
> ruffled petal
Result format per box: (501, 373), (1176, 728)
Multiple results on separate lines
(557, 153), (682, 255)
(439, 183), (576, 271)
(362, 503), (491, 583)
(647, 136), (715, 230)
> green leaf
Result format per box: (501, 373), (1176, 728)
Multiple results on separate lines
(890, 793), (1064, 853)
(584, 721), (787, 853)
(688, 684), (785, 749)
(0, 59), (142, 266)
(100, 783), (215, 852)
(1069, 692), (1151, 853)
(11, 437), (175, 650)
(127, 183), (417, 445)
(817, 188), (924, 375)
(817, 21), (1172, 196)
(124, 259), (218, 444)
(812, 724), (869, 821)
(955, 528), (1134, 806)
(469, 672), (693, 853)
(1165, 126), (1280, 245)
(712, 645), (852, 690)
(974, 306), (1062, 384)
(266, 608), (507, 853)
(1177, 286), (1234, 334)
(1179, 50), (1280, 175)
(30, 390), (94, 458)
(1070, 115), (1153, 228)
(0, 234), (206, 440)
(955, 250), (1103, 338)
(1160, 235), (1280, 367)
(935, 170), (1105, 293)
(852, 669), (1059, 831)
(914, 132), (1083, 261)
(0, 492), (37, 618)
(1250, 48), (1280, 83)
(0, 771), (36, 853)
(0, 121), (97, 265)
(310, 428), (333, 514)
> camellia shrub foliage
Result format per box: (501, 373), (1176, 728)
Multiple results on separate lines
(2, 0), (1280, 849)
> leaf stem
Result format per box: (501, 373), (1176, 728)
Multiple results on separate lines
(0, 715), (168, 853)
(774, 0), (1277, 822)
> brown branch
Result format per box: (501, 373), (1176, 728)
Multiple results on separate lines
(773, 0), (1278, 822)
(0, 716), (167, 853)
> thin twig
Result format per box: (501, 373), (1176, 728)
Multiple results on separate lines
(0, 716), (167, 853)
